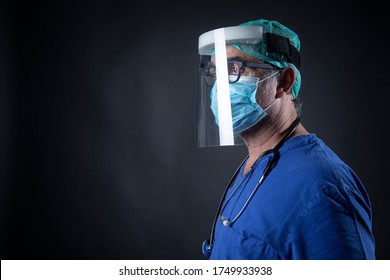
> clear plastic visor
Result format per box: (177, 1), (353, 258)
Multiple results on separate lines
(197, 26), (264, 147)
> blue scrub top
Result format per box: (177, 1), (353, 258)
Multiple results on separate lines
(209, 134), (375, 260)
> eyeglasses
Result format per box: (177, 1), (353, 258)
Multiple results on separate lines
(204, 61), (278, 86)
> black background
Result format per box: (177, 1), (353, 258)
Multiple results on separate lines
(1, 0), (389, 259)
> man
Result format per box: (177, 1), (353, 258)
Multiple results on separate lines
(197, 19), (375, 259)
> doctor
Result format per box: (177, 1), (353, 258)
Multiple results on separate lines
(197, 19), (375, 259)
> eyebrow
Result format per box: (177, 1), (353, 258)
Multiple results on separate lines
(227, 56), (246, 63)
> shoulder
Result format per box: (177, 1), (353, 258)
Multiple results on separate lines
(278, 134), (362, 188)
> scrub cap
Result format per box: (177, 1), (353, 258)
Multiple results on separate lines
(232, 19), (301, 99)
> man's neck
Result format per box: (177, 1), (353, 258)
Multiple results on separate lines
(241, 114), (304, 174)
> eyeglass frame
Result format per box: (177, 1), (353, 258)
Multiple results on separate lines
(203, 60), (279, 85)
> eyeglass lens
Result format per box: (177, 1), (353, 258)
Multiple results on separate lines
(204, 62), (242, 86)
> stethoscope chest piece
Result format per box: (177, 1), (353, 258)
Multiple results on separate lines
(202, 239), (212, 259)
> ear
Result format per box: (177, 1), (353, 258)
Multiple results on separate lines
(276, 67), (296, 98)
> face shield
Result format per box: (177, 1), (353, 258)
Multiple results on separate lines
(197, 26), (273, 147)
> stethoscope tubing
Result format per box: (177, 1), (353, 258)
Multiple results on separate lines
(203, 117), (300, 257)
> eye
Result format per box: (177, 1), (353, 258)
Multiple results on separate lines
(228, 62), (240, 75)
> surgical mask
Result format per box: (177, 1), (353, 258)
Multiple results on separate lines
(210, 71), (280, 134)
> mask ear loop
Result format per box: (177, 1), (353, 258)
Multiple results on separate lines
(263, 98), (279, 111)
(258, 69), (282, 111)
(256, 69), (281, 85)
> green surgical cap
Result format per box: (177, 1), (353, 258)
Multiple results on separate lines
(232, 19), (301, 99)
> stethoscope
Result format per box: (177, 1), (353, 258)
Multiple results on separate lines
(202, 117), (301, 259)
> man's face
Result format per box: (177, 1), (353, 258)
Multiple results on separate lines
(211, 45), (277, 107)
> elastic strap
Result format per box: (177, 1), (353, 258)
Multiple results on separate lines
(265, 33), (301, 69)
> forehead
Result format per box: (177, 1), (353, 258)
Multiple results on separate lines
(211, 45), (263, 63)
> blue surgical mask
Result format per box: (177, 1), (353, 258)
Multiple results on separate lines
(210, 72), (279, 134)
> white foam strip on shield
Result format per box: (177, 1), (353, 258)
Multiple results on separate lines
(214, 28), (234, 146)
